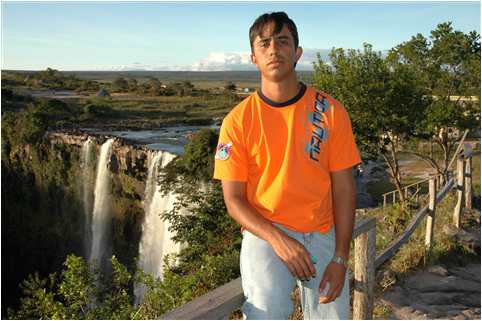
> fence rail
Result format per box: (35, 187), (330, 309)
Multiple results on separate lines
(159, 148), (473, 320)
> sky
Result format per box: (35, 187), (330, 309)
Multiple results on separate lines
(1, 1), (480, 71)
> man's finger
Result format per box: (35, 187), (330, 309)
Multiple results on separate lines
(298, 257), (312, 280)
(291, 260), (305, 280)
(286, 263), (296, 277)
(301, 254), (316, 277)
(326, 283), (342, 303)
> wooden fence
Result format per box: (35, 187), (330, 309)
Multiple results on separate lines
(382, 130), (470, 207)
(159, 149), (473, 320)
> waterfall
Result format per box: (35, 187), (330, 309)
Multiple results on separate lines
(134, 150), (183, 304)
(89, 138), (114, 271)
(81, 137), (96, 258)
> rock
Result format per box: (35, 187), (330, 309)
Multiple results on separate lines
(455, 293), (481, 307)
(456, 229), (481, 250)
(418, 292), (464, 305)
(449, 264), (481, 282)
(450, 314), (467, 319)
(428, 304), (469, 313)
(442, 225), (480, 250)
(427, 265), (449, 277)
(461, 309), (480, 319)
(381, 287), (410, 307)
(405, 272), (480, 293)
(411, 302), (443, 317)
(391, 306), (429, 320)
(108, 153), (119, 174)
(443, 224), (460, 237)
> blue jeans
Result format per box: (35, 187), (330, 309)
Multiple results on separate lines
(240, 224), (350, 320)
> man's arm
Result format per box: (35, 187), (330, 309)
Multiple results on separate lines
(221, 180), (316, 280)
(319, 167), (357, 303)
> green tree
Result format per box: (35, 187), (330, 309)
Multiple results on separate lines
(312, 43), (427, 204)
(128, 78), (138, 92)
(224, 81), (236, 92)
(147, 77), (161, 96)
(112, 77), (129, 92)
(389, 22), (481, 180)
(10, 255), (136, 319)
(158, 128), (241, 272)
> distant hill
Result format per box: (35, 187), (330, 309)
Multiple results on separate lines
(2, 70), (313, 84)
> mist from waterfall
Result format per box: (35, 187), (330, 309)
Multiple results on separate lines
(89, 138), (114, 270)
(134, 150), (183, 304)
(81, 138), (96, 258)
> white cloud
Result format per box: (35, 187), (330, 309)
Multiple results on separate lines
(190, 52), (253, 71)
(86, 48), (335, 71)
(188, 49), (334, 71)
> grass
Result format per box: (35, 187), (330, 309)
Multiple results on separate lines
(72, 92), (241, 129)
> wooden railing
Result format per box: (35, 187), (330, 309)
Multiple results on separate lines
(159, 149), (473, 320)
(382, 173), (446, 207)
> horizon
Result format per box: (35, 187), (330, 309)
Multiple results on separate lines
(2, 1), (480, 71)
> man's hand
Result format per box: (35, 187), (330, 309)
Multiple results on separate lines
(222, 180), (316, 281)
(318, 262), (347, 304)
(269, 231), (316, 281)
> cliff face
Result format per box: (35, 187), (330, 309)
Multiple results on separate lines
(47, 131), (151, 199)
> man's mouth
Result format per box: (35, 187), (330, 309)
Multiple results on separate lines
(268, 60), (283, 66)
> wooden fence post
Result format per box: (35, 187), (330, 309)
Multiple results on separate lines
(465, 157), (472, 209)
(353, 227), (376, 320)
(425, 178), (436, 255)
(383, 194), (387, 208)
(453, 157), (465, 228)
(392, 192), (396, 204)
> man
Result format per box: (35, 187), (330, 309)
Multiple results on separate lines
(213, 12), (361, 320)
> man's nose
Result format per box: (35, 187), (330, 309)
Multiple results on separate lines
(268, 39), (280, 55)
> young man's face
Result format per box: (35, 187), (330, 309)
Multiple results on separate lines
(251, 22), (303, 83)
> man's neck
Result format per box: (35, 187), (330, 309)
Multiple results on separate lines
(260, 74), (300, 103)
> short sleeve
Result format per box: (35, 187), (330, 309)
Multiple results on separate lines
(328, 102), (362, 172)
(213, 114), (248, 181)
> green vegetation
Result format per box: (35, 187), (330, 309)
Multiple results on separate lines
(313, 22), (480, 205)
(4, 127), (242, 319)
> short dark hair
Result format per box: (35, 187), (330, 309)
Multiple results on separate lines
(249, 12), (299, 52)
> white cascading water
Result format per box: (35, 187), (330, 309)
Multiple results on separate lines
(89, 138), (115, 270)
(134, 150), (184, 304)
(81, 137), (96, 258)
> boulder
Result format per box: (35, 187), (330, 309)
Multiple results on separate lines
(449, 265), (481, 282)
(380, 287), (410, 307)
(427, 265), (449, 277)
(405, 272), (480, 293)
(418, 292), (464, 305)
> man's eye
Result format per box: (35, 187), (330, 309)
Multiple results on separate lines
(260, 42), (269, 48)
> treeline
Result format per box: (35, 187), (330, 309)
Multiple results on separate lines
(2, 68), (240, 98)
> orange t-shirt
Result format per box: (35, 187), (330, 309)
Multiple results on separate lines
(213, 84), (361, 233)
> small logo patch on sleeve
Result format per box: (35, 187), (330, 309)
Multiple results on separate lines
(215, 142), (233, 160)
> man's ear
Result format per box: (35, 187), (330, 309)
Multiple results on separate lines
(295, 46), (303, 63)
(250, 53), (257, 65)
